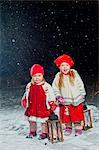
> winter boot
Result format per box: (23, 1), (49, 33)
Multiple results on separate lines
(74, 121), (83, 136)
(38, 132), (47, 140)
(26, 131), (37, 138)
(75, 129), (83, 136)
(64, 126), (72, 135)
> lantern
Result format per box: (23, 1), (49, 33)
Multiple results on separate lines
(46, 115), (64, 144)
(83, 109), (93, 130)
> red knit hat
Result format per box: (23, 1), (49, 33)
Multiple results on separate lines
(54, 54), (74, 68)
(30, 64), (44, 76)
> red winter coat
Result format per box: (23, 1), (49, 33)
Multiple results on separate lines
(25, 83), (51, 118)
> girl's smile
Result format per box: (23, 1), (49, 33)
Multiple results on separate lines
(59, 62), (70, 74)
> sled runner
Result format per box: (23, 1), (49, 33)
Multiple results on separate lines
(46, 114), (64, 144)
(83, 109), (93, 130)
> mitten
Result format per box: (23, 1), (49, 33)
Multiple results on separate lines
(22, 98), (27, 108)
(49, 101), (56, 111)
(81, 95), (85, 99)
(56, 96), (65, 104)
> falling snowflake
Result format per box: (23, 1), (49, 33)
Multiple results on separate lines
(81, 19), (84, 23)
(53, 35), (56, 38)
(17, 62), (20, 66)
(11, 39), (16, 43)
(85, 35), (88, 38)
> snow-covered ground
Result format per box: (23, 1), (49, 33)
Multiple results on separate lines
(0, 88), (99, 150)
(0, 105), (99, 150)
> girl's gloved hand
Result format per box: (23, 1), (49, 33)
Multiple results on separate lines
(49, 101), (56, 111)
(21, 98), (27, 108)
(81, 95), (85, 99)
(56, 96), (65, 104)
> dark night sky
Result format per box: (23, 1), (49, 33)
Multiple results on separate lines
(0, 0), (98, 87)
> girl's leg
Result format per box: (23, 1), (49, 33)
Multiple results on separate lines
(64, 122), (72, 135)
(65, 122), (72, 128)
(30, 121), (37, 134)
(41, 122), (48, 133)
(26, 121), (37, 138)
(38, 122), (47, 139)
(74, 121), (83, 136)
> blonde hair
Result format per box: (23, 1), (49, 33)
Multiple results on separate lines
(58, 73), (64, 90)
(58, 70), (75, 89)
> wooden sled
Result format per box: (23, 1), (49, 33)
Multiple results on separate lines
(46, 120), (64, 144)
(83, 109), (93, 130)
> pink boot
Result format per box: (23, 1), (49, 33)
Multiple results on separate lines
(75, 129), (83, 136)
(64, 127), (72, 135)
(38, 132), (47, 140)
(26, 131), (37, 138)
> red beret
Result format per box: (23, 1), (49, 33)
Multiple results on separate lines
(54, 54), (74, 68)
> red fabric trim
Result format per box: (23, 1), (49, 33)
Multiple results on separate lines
(59, 103), (84, 123)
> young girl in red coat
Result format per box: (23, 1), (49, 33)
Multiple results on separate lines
(52, 54), (86, 136)
(22, 64), (56, 139)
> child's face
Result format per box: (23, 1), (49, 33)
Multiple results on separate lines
(32, 73), (43, 84)
(59, 62), (70, 74)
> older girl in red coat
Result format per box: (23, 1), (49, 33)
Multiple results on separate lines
(22, 64), (56, 139)
(52, 54), (86, 136)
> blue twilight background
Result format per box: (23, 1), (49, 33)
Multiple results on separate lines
(0, 0), (98, 95)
